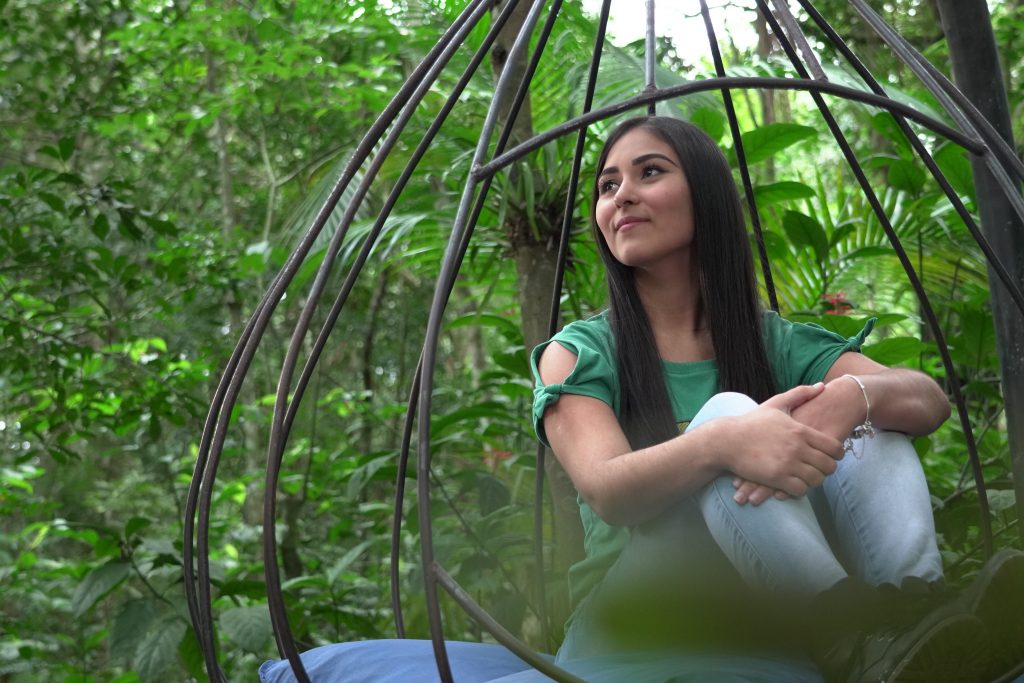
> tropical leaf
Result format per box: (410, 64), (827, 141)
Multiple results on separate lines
(71, 560), (130, 617)
(887, 159), (926, 195)
(782, 210), (828, 262)
(219, 605), (273, 653)
(133, 615), (187, 683)
(863, 336), (930, 365)
(110, 598), (162, 661)
(933, 143), (976, 203)
(738, 123), (817, 165)
(753, 181), (816, 206)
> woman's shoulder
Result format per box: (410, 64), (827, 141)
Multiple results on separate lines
(532, 310), (614, 367)
(557, 310), (612, 342)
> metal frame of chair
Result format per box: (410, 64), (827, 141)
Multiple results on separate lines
(184, 2), (1024, 681)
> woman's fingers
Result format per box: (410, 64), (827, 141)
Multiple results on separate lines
(747, 484), (779, 506)
(762, 382), (825, 414)
(732, 479), (763, 504)
(726, 404), (845, 499)
(732, 479), (791, 506)
(802, 425), (845, 462)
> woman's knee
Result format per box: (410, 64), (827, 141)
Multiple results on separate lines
(687, 392), (758, 431)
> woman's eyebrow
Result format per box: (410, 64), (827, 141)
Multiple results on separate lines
(632, 152), (679, 167)
(598, 153), (679, 178)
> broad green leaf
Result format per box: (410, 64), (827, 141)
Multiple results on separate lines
(38, 144), (63, 161)
(37, 192), (65, 211)
(752, 181), (815, 206)
(92, 213), (110, 240)
(887, 159), (926, 195)
(178, 626), (206, 681)
(863, 337), (928, 365)
(446, 313), (523, 344)
(933, 144), (976, 202)
(689, 106), (725, 142)
(984, 489), (1016, 513)
(782, 211), (828, 262)
(124, 516), (152, 539)
(869, 112), (912, 155)
(326, 538), (377, 585)
(432, 402), (515, 436)
(760, 229), (790, 261)
(829, 223), (857, 249)
(738, 124), (817, 165)
(133, 616), (186, 683)
(71, 560), (130, 617)
(58, 136), (76, 161)
(786, 314), (873, 339)
(219, 605), (273, 652)
(110, 599), (161, 660)
(844, 246), (893, 260)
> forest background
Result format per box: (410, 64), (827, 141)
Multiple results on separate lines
(2, 0), (1023, 681)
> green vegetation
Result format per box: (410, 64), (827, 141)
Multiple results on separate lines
(1, 0), (1021, 680)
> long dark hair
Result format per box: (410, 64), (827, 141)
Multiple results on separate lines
(592, 116), (775, 449)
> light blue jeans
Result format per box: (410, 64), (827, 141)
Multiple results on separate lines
(557, 391), (943, 669)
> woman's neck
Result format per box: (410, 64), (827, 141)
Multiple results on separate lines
(632, 256), (713, 362)
(633, 255), (703, 332)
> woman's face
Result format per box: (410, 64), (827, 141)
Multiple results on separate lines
(594, 127), (695, 271)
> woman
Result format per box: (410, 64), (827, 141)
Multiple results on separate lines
(530, 116), (1002, 682)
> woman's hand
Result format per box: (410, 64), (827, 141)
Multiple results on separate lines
(726, 384), (844, 505)
(731, 353), (951, 506)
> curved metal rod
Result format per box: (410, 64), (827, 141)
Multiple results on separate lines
(184, 1), (491, 680)
(416, 0), (586, 673)
(923, 60), (1024, 183)
(184, 297), (268, 683)
(795, 0), (1024, 318)
(534, 0), (612, 650)
(434, 563), (587, 683)
(847, 0), (1024, 223)
(189, 47), (436, 671)
(376, 0), (533, 634)
(260, 3), (499, 677)
(700, 0), (779, 311)
(261, 0), (527, 640)
(756, 1), (995, 552)
(847, 0), (1024, 184)
(475, 75), (985, 180)
(417, 1), (552, 678)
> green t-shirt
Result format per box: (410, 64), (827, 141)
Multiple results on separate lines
(529, 309), (874, 617)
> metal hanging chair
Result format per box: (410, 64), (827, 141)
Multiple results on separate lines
(183, 1), (1024, 681)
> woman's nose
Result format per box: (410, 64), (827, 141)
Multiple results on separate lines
(613, 180), (636, 207)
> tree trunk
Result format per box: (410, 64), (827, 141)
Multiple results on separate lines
(935, 0), (1024, 539)
(489, 0), (585, 634)
(755, 12), (776, 180)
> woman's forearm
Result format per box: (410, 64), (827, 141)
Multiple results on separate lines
(802, 352), (951, 440)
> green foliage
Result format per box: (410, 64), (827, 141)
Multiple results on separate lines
(1, 0), (1019, 680)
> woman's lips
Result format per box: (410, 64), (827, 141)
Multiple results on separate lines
(616, 217), (646, 232)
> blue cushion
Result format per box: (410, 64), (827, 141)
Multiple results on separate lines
(258, 640), (829, 683)
(258, 639), (546, 683)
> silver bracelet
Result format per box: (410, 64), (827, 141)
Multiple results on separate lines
(842, 374), (875, 456)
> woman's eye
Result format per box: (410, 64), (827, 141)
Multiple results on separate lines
(598, 179), (619, 194)
(642, 164), (664, 178)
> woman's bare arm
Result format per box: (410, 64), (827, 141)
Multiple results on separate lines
(538, 342), (843, 526)
(733, 351), (950, 506)
(795, 352), (950, 441)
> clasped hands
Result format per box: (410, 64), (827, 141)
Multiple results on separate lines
(727, 381), (861, 506)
